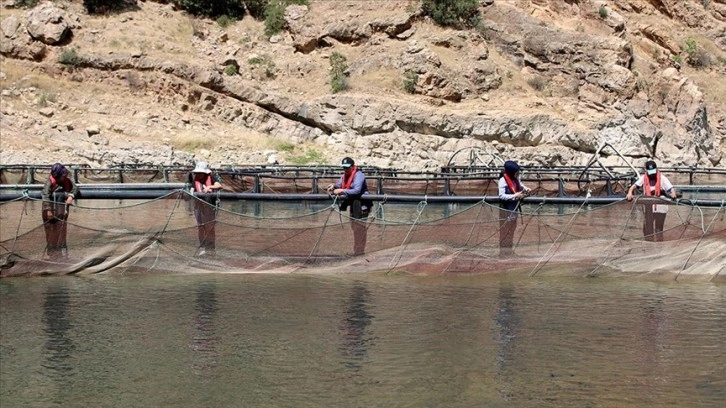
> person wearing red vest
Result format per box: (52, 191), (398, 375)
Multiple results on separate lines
(326, 157), (372, 255)
(188, 162), (222, 256)
(41, 163), (79, 259)
(626, 160), (677, 242)
(498, 160), (531, 257)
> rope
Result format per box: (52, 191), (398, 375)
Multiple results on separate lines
(308, 202), (339, 258)
(586, 198), (640, 277)
(9, 198), (28, 255)
(529, 197), (596, 277)
(677, 203), (725, 280)
(386, 197), (428, 274)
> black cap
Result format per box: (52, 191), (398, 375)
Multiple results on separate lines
(341, 157), (354, 168)
(645, 160), (657, 175)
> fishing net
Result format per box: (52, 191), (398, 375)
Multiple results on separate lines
(1, 190), (724, 281)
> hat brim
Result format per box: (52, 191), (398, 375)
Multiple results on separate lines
(193, 169), (212, 174)
(646, 169), (657, 175)
(341, 164), (353, 168)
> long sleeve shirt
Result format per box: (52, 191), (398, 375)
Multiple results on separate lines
(41, 177), (79, 210)
(334, 171), (369, 197)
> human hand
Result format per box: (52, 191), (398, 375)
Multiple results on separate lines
(326, 184), (334, 193)
(46, 209), (53, 219)
(65, 196), (74, 205)
(626, 193), (633, 201)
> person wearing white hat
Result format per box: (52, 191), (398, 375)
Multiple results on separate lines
(626, 160), (677, 242)
(188, 162), (222, 256)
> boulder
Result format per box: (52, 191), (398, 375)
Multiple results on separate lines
(26, 3), (71, 45)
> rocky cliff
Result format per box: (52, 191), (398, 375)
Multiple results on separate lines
(1, 0), (725, 170)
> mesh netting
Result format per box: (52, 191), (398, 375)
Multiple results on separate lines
(1, 191), (724, 280)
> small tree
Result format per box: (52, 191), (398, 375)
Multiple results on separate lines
(329, 52), (348, 94)
(421, 0), (480, 28)
(403, 71), (418, 94)
(173, 0), (245, 18)
(264, 0), (286, 37)
(58, 48), (83, 66)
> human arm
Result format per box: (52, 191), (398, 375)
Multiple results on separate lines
(326, 176), (343, 193)
(498, 177), (526, 201)
(41, 178), (53, 216)
(65, 179), (79, 205)
(200, 173), (222, 193)
(660, 176), (677, 199)
(626, 177), (643, 201)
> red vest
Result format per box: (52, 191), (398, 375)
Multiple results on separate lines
(341, 166), (358, 189)
(194, 174), (213, 192)
(503, 173), (522, 193)
(643, 172), (662, 197)
(49, 175), (72, 192)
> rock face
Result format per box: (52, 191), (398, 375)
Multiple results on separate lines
(0, 0), (724, 170)
(26, 2), (72, 45)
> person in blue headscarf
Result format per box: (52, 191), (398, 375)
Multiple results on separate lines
(498, 160), (531, 257)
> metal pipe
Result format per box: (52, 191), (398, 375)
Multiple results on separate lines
(1, 190), (724, 207)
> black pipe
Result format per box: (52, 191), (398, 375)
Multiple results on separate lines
(1, 190), (724, 207)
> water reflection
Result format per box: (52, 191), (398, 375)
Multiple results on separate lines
(190, 282), (219, 376)
(339, 282), (374, 372)
(42, 285), (75, 378)
(494, 284), (519, 401)
(639, 295), (667, 394)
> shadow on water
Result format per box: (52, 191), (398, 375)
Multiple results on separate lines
(494, 283), (519, 402)
(42, 284), (75, 404)
(190, 281), (219, 378)
(339, 281), (375, 372)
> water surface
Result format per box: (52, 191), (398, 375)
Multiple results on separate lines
(1, 274), (724, 407)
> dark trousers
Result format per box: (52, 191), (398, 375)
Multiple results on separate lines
(194, 202), (217, 250)
(643, 205), (666, 242)
(350, 203), (370, 256)
(42, 202), (69, 257)
(499, 209), (519, 257)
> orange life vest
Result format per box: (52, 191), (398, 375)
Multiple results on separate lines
(643, 171), (662, 197)
(341, 166), (358, 189)
(503, 173), (522, 194)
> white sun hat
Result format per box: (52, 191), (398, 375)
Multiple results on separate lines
(192, 161), (212, 174)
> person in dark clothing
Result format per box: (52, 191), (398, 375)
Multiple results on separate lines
(498, 160), (531, 257)
(327, 157), (373, 256)
(41, 163), (79, 259)
(188, 162), (222, 257)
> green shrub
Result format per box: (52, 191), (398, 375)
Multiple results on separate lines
(684, 38), (711, 68)
(13, 0), (38, 8)
(276, 141), (295, 152)
(244, 0), (269, 19)
(403, 71), (418, 94)
(421, 0), (480, 28)
(289, 148), (326, 165)
(598, 5), (608, 19)
(671, 53), (682, 65)
(248, 55), (276, 79)
(173, 0), (245, 18)
(224, 64), (238, 76)
(329, 52), (348, 94)
(216, 15), (234, 29)
(264, 0), (286, 37)
(58, 49), (83, 66)
(83, 0), (139, 15)
(527, 76), (547, 92)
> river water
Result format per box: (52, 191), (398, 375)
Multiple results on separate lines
(1, 273), (724, 407)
